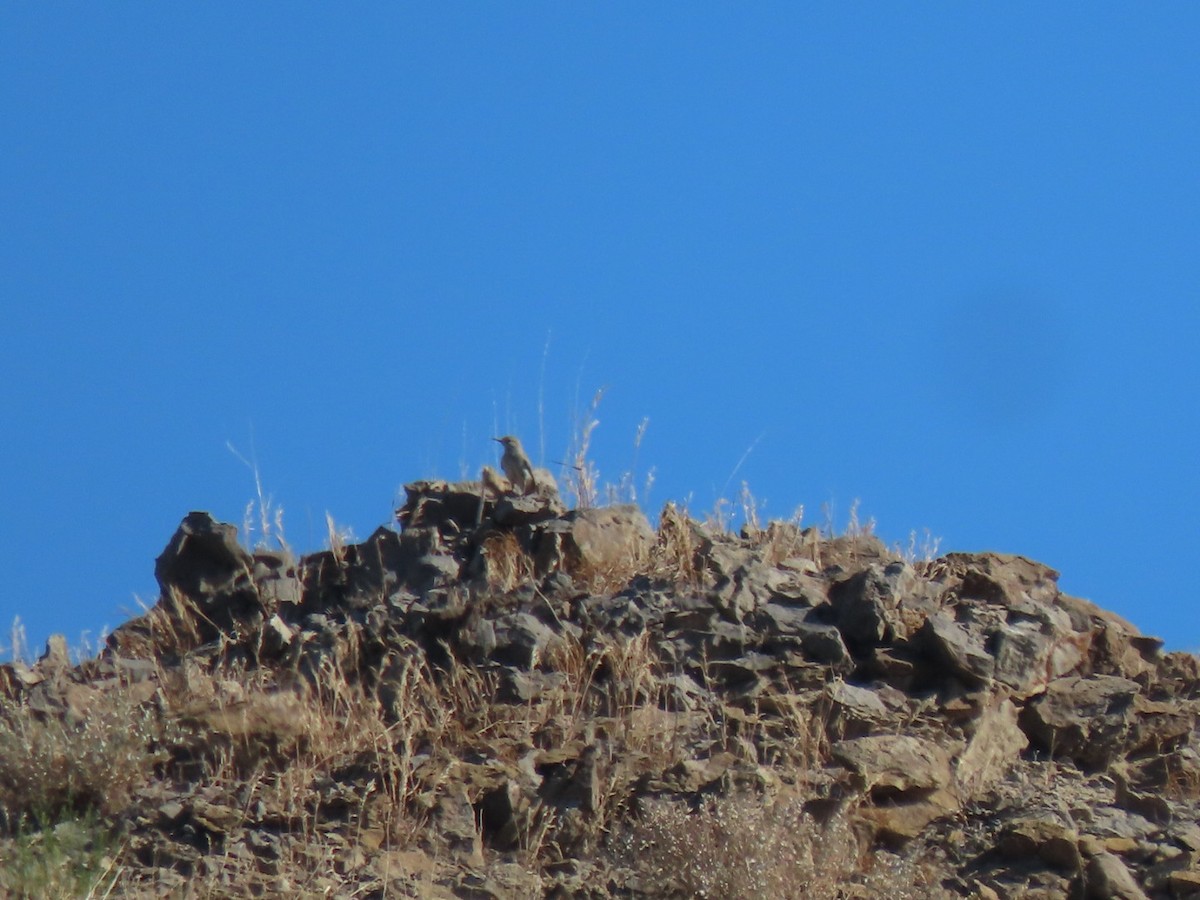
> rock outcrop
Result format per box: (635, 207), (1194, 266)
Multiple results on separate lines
(1, 476), (1197, 898)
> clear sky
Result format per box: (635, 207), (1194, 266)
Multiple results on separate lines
(2, 6), (1197, 659)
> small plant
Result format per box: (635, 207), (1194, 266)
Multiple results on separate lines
(324, 511), (355, 567)
(621, 791), (937, 899)
(845, 498), (876, 539)
(0, 690), (164, 829)
(4, 617), (31, 666)
(606, 416), (654, 506)
(0, 806), (122, 898)
(227, 440), (289, 552)
(898, 527), (943, 565)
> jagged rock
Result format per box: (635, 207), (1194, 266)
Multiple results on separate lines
(857, 793), (961, 844)
(831, 733), (961, 841)
(260, 613), (295, 657)
(997, 818), (1082, 872)
(431, 785), (484, 866)
(493, 492), (567, 527)
(754, 604), (853, 668)
(8, 503), (1199, 898)
(397, 480), (492, 532)
(820, 533), (893, 572)
(1021, 675), (1141, 770)
(154, 510), (262, 643)
(251, 549), (302, 610)
(990, 615), (1090, 697)
(832, 734), (954, 796)
(155, 511), (254, 599)
(1052, 592), (1163, 680)
(398, 478), (566, 536)
(646, 753), (738, 796)
(917, 611), (995, 687)
(490, 612), (561, 668)
(537, 744), (601, 813)
(1113, 769), (1172, 824)
(476, 775), (534, 852)
(936, 552), (1061, 607)
(303, 525), (455, 610)
(823, 681), (891, 740)
(495, 667), (567, 703)
(827, 562), (930, 653)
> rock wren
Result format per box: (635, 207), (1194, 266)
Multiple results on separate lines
(494, 435), (535, 494)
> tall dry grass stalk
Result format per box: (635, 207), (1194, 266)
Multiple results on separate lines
(566, 387), (605, 509)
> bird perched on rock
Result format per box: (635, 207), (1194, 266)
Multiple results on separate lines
(494, 435), (535, 494)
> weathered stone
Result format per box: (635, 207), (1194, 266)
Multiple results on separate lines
(1021, 675), (1140, 770)
(714, 560), (779, 620)
(828, 563), (920, 651)
(857, 794), (959, 844)
(828, 573), (882, 635)
(917, 611), (994, 687)
(822, 681), (890, 740)
(477, 777), (532, 852)
(557, 505), (654, 579)
(652, 754), (736, 795)
(537, 744), (601, 813)
(831, 734), (954, 796)
(1166, 870), (1200, 898)
(397, 480), (493, 531)
(829, 733), (963, 842)
(938, 552), (1062, 608)
(431, 786), (483, 866)
(260, 613), (295, 657)
(495, 667), (566, 703)
(1172, 824), (1200, 854)
(155, 511), (254, 600)
(756, 608), (852, 667)
(827, 680), (888, 716)
(153, 511), (261, 643)
(251, 549), (302, 610)
(997, 818), (1081, 872)
(1089, 613), (1162, 681)
(1113, 771), (1172, 824)
(991, 619), (1085, 698)
(954, 699), (1028, 802)
(490, 612), (560, 669)
(1085, 851), (1150, 899)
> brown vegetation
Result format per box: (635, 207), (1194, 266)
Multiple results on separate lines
(0, 473), (1196, 898)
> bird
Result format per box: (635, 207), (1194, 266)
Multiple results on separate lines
(494, 435), (535, 495)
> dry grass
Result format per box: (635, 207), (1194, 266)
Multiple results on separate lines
(0, 419), (971, 896)
(565, 387), (605, 509)
(0, 692), (165, 829)
(619, 789), (943, 899)
(479, 529), (538, 591)
(649, 501), (707, 587)
(897, 527), (943, 565)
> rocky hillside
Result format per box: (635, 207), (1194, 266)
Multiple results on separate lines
(1, 477), (1198, 898)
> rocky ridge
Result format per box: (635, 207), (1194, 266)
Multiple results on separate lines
(1, 476), (1198, 898)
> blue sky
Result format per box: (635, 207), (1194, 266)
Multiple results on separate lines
(2, 6), (1197, 658)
